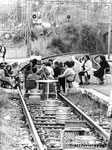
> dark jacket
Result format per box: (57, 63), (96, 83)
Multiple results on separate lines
(53, 66), (61, 78)
(94, 60), (110, 78)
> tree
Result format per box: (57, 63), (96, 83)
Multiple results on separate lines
(81, 25), (96, 52)
(16, 0), (22, 24)
(31, 2), (38, 12)
(64, 25), (79, 49)
(0, 12), (9, 24)
(0, 6), (9, 25)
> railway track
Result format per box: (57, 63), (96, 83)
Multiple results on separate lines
(15, 52), (111, 150)
(42, 52), (107, 61)
(17, 87), (109, 150)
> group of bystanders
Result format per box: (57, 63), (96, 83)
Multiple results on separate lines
(72, 54), (110, 85)
(0, 53), (109, 91)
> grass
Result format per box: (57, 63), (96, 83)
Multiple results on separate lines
(0, 90), (9, 108)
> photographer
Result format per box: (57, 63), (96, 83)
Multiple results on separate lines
(78, 55), (93, 85)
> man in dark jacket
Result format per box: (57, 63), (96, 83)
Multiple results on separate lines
(53, 61), (61, 79)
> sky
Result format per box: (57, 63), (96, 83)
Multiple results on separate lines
(0, 0), (9, 4)
(0, 0), (17, 4)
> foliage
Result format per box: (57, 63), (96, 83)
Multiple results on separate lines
(0, 90), (9, 108)
(0, 0), (107, 55)
(50, 25), (79, 53)
(51, 37), (69, 53)
(12, 29), (38, 44)
(50, 37), (60, 50)
(0, 11), (9, 24)
(31, 2), (38, 12)
(13, 30), (24, 44)
(31, 31), (38, 41)
(64, 25), (79, 47)
(81, 25), (96, 52)
(49, 23), (103, 54)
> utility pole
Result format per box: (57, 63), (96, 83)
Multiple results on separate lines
(107, 4), (112, 60)
(25, 0), (32, 57)
(108, 22), (111, 59)
(99, 3), (112, 60)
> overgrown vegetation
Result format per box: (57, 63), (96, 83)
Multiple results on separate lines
(0, 90), (9, 108)
(49, 24), (103, 54)
(81, 25), (97, 52)
(1, 22), (103, 56)
(13, 30), (24, 44)
(0, 0), (107, 56)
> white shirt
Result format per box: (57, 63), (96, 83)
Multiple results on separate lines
(72, 56), (93, 75)
(46, 66), (54, 77)
(59, 68), (75, 81)
(81, 60), (93, 75)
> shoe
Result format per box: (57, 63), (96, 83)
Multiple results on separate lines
(79, 82), (83, 85)
(85, 82), (90, 85)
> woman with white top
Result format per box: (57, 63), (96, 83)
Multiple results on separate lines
(58, 61), (75, 92)
(72, 55), (93, 85)
(46, 61), (54, 79)
(78, 55), (93, 85)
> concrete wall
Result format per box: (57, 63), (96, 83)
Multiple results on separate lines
(5, 47), (27, 59)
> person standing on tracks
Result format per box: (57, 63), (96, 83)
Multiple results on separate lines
(46, 61), (54, 79)
(53, 61), (61, 79)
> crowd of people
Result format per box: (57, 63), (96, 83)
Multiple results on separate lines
(23, 54), (110, 93)
(24, 58), (75, 93)
(72, 54), (110, 85)
(0, 53), (110, 91)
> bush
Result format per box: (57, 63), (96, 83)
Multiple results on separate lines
(64, 25), (79, 45)
(51, 37), (64, 51)
(13, 30), (24, 44)
(81, 25), (96, 52)
(50, 24), (80, 53)
(31, 31), (38, 41)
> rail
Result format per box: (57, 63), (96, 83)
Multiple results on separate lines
(58, 93), (109, 142)
(42, 52), (106, 60)
(17, 87), (44, 150)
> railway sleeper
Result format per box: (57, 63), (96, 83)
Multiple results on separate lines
(18, 88), (109, 149)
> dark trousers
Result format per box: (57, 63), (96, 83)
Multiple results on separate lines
(58, 77), (66, 92)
